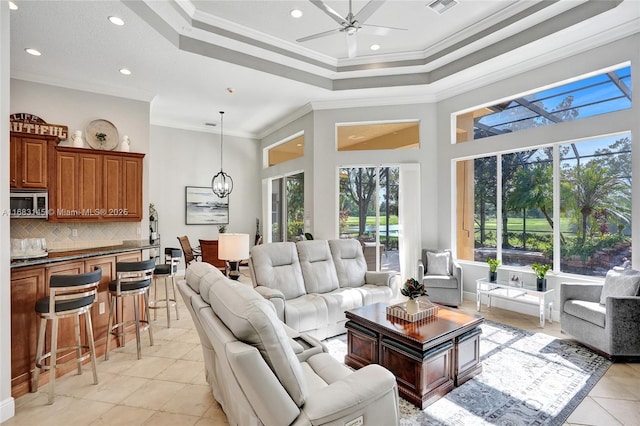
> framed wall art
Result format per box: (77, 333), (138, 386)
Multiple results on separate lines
(185, 186), (229, 225)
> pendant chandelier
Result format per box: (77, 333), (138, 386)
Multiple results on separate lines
(211, 111), (233, 198)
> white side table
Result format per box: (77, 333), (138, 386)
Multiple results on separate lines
(476, 278), (554, 328)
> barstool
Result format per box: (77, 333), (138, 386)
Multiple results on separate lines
(105, 259), (155, 360)
(151, 248), (182, 327)
(33, 267), (102, 404)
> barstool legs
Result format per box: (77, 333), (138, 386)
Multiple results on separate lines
(151, 274), (180, 327)
(105, 290), (154, 361)
(32, 310), (98, 405)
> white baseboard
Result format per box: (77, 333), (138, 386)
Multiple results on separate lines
(0, 396), (15, 423)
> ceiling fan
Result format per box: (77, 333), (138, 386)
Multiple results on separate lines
(296, 0), (407, 58)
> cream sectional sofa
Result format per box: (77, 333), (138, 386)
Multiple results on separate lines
(249, 239), (397, 340)
(178, 262), (399, 425)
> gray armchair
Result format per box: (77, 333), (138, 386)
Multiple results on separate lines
(417, 249), (463, 307)
(560, 268), (640, 360)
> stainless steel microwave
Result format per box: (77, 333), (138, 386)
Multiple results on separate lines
(9, 190), (48, 219)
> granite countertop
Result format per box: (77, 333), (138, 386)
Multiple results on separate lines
(10, 240), (160, 269)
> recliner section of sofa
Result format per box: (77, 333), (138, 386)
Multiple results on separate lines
(249, 239), (396, 340)
(178, 262), (400, 426)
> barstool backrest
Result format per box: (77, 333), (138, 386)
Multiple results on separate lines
(45, 267), (102, 314)
(114, 259), (156, 294)
(164, 248), (182, 274)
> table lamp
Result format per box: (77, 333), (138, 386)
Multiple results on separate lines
(218, 233), (250, 280)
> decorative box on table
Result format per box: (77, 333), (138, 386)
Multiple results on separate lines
(386, 299), (439, 322)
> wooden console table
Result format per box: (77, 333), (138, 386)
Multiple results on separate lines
(345, 302), (483, 409)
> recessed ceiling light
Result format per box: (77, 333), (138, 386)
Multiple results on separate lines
(370, 44), (380, 51)
(108, 16), (125, 26)
(119, 68), (131, 75)
(9, 1), (18, 10)
(290, 9), (303, 18)
(25, 48), (41, 56)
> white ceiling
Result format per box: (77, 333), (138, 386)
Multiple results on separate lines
(9, 0), (640, 138)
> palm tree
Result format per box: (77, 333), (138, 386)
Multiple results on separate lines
(563, 161), (625, 244)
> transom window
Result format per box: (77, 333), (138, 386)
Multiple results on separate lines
(455, 65), (631, 143)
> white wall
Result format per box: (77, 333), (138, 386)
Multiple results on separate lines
(0, 3), (15, 422)
(149, 125), (260, 269)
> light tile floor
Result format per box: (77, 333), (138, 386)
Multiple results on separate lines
(2, 279), (639, 426)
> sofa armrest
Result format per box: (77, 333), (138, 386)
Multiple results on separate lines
(452, 260), (463, 288)
(302, 364), (399, 425)
(227, 341), (300, 426)
(607, 296), (640, 355)
(418, 259), (425, 281)
(364, 271), (394, 287)
(254, 285), (286, 321)
(560, 282), (602, 306)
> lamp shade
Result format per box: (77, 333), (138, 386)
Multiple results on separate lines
(218, 233), (250, 261)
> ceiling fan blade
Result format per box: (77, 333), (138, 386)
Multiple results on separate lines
(310, 0), (347, 26)
(347, 33), (357, 58)
(297, 28), (342, 43)
(361, 23), (408, 36)
(354, 0), (385, 24)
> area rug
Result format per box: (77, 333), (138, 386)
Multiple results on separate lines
(324, 320), (611, 426)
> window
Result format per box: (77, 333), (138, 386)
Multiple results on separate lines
(337, 122), (419, 151)
(455, 65), (631, 143)
(267, 134), (304, 166)
(457, 134), (632, 277)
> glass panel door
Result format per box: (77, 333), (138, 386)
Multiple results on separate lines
(339, 166), (399, 272)
(271, 172), (304, 242)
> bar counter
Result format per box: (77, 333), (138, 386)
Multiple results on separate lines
(10, 240), (159, 269)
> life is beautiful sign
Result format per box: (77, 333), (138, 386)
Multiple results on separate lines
(10, 113), (68, 139)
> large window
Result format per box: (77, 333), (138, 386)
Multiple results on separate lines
(455, 65), (631, 143)
(457, 134), (632, 276)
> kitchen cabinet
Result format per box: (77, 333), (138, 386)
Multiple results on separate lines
(10, 133), (53, 189)
(49, 146), (143, 222)
(10, 249), (145, 398)
(10, 267), (46, 396)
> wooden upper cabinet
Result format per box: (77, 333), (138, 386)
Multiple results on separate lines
(10, 134), (52, 189)
(49, 146), (143, 222)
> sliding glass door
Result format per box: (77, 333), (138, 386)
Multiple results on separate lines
(339, 166), (399, 272)
(271, 172), (304, 242)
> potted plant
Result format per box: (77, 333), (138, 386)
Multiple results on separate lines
(401, 278), (428, 313)
(531, 262), (551, 291)
(487, 258), (500, 282)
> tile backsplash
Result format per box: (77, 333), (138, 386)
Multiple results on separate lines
(10, 219), (140, 251)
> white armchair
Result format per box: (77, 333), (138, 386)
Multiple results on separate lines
(417, 248), (463, 306)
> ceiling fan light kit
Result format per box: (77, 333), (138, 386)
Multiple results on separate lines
(297, 0), (407, 58)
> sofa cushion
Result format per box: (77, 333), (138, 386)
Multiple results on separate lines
(329, 239), (368, 288)
(426, 251), (451, 275)
(297, 240), (340, 294)
(251, 242), (307, 300)
(284, 294), (330, 335)
(354, 285), (394, 305)
(207, 277), (307, 407)
(423, 275), (458, 289)
(599, 268), (640, 305)
(185, 262), (219, 294)
(563, 299), (606, 328)
(318, 288), (364, 326)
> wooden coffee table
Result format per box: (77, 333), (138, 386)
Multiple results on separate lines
(345, 302), (484, 409)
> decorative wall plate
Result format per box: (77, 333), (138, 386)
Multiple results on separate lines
(85, 119), (119, 150)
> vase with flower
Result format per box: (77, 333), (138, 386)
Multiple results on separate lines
(401, 278), (428, 314)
